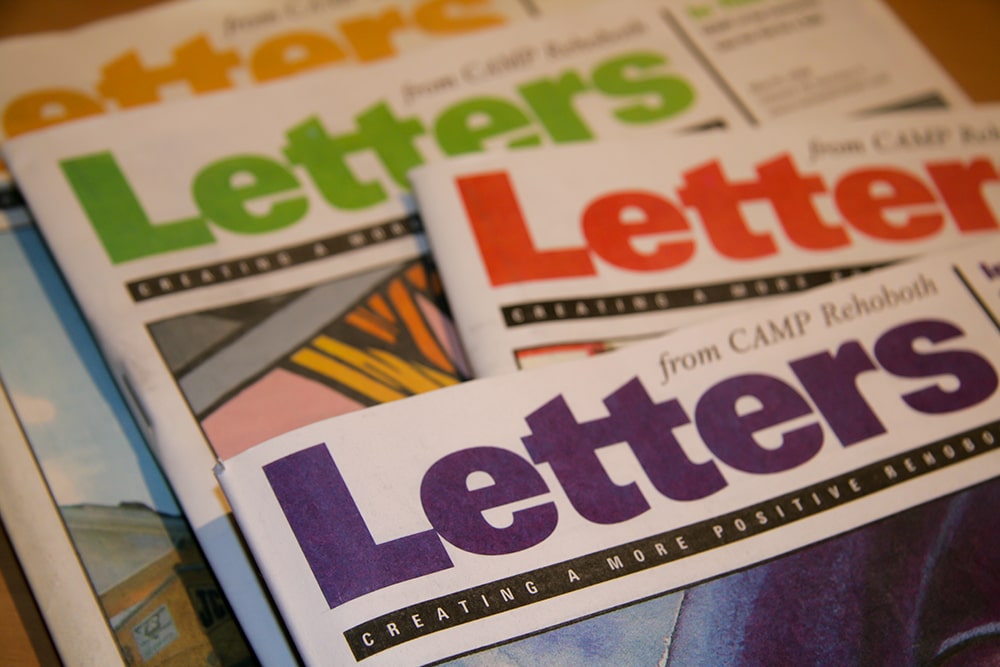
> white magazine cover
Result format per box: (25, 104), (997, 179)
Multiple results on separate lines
(0, 0), (544, 226)
(217, 240), (1000, 666)
(412, 106), (1000, 376)
(1, 0), (765, 662)
(0, 220), (257, 666)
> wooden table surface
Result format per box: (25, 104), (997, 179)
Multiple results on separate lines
(1, 0), (998, 665)
(0, 522), (60, 666)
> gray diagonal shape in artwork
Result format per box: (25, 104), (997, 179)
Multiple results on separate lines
(178, 263), (400, 414)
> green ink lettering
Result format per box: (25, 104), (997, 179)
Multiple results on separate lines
(61, 151), (212, 264)
(284, 102), (425, 209)
(193, 155), (308, 233)
(592, 52), (695, 124)
(435, 97), (538, 155)
(518, 71), (593, 142)
(284, 116), (382, 209)
(355, 101), (426, 187)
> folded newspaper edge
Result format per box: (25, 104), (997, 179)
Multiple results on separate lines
(218, 239), (1000, 666)
(0, 384), (124, 666)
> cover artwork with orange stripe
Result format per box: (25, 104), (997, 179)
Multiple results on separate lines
(150, 258), (469, 461)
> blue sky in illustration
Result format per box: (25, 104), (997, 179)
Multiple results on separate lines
(0, 225), (179, 513)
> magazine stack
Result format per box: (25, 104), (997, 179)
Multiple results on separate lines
(0, 0), (997, 665)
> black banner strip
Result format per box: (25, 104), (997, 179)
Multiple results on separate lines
(126, 215), (419, 302)
(345, 419), (999, 660)
(501, 262), (888, 328)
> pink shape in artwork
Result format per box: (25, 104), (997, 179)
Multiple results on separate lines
(204, 368), (364, 460)
(416, 292), (471, 378)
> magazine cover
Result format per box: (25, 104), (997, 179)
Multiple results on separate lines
(217, 240), (1000, 665)
(1, 0), (759, 661)
(0, 224), (255, 665)
(0, 0), (541, 226)
(412, 106), (1000, 376)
